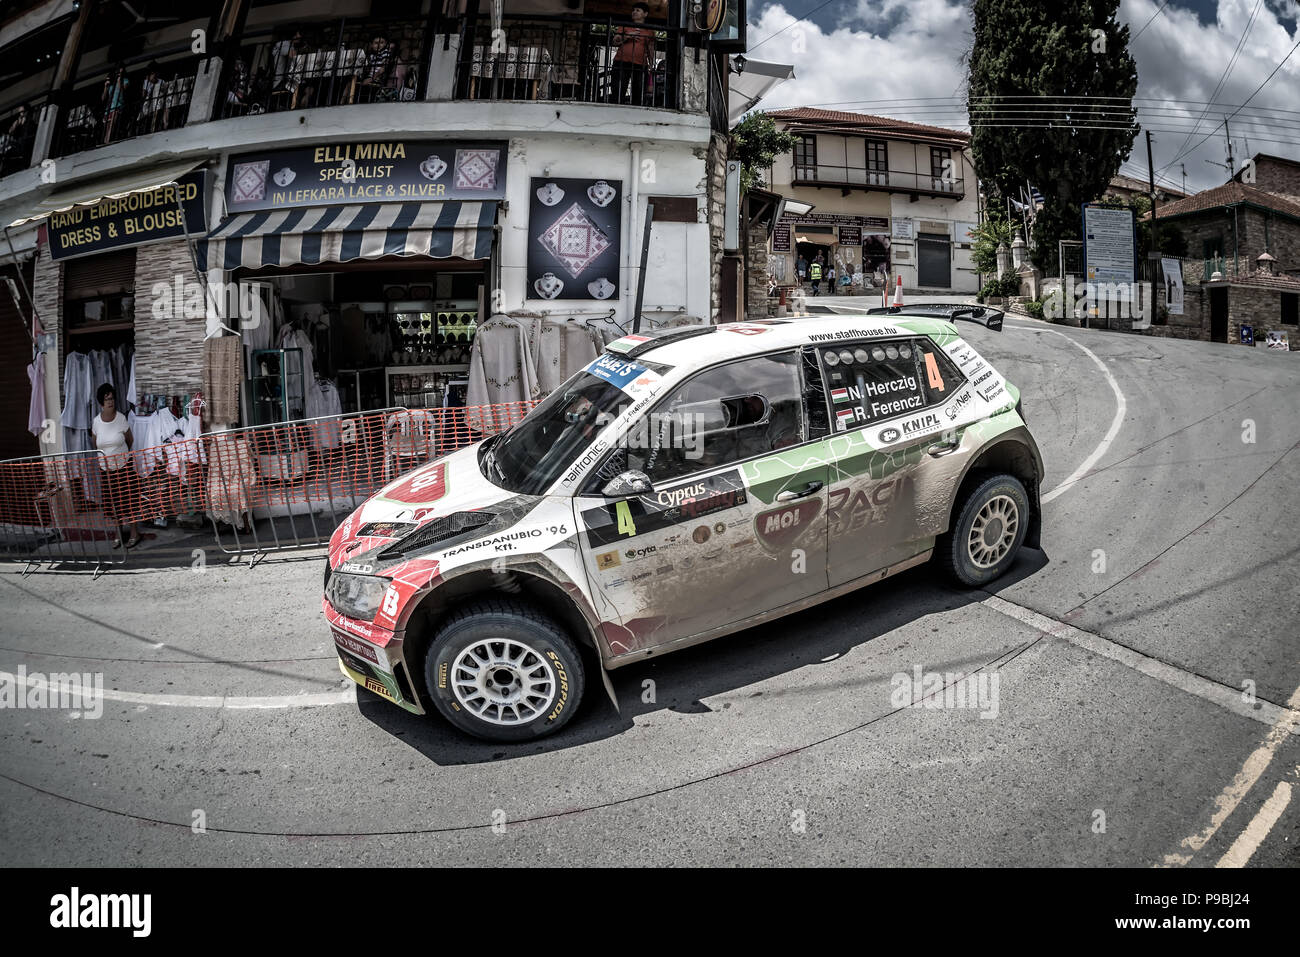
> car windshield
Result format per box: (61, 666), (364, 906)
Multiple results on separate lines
(480, 371), (635, 495)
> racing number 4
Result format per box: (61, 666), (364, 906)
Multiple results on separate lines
(615, 500), (637, 537)
(924, 352), (946, 392)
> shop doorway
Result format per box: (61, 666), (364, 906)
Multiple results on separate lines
(917, 233), (952, 288)
(1210, 288), (1228, 343)
(234, 259), (487, 418)
(796, 240), (834, 292)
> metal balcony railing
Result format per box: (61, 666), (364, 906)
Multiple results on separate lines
(791, 164), (965, 197)
(0, 96), (43, 178)
(215, 19), (427, 119)
(454, 16), (685, 110)
(52, 54), (197, 158)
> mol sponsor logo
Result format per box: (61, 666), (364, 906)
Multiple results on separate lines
(754, 499), (823, 551)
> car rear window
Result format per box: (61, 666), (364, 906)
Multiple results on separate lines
(815, 337), (965, 432)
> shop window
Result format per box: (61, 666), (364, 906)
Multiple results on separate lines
(646, 196), (697, 223)
(1283, 293), (1299, 326)
(816, 337), (964, 433)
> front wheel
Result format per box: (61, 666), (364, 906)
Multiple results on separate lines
(424, 600), (586, 741)
(938, 473), (1029, 587)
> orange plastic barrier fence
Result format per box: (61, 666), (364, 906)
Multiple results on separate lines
(0, 400), (537, 565)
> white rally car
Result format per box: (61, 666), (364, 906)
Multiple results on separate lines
(323, 307), (1044, 741)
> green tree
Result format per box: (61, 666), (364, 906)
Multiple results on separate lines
(731, 112), (798, 194)
(967, 0), (1139, 267)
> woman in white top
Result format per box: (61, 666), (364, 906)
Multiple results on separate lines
(92, 384), (143, 548)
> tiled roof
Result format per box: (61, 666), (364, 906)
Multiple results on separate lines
(766, 108), (971, 143)
(1143, 182), (1300, 220)
(1228, 272), (1300, 289)
(1108, 173), (1185, 197)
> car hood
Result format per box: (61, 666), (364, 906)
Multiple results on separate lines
(328, 442), (519, 570)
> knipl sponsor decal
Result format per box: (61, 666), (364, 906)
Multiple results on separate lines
(900, 412), (941, 437)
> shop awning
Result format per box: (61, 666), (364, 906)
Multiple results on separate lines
(7, 160), (203, 227)
(196, 201), (496, 271)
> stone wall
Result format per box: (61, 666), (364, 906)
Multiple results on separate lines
(745, 220), (771, 320)
(133, 238), (207, 393)
(1171, 207), (1300, 277)
(1252, 157), (1300, 206)
(705, 131), (727, 322)
(1226, 284), (1300, 349)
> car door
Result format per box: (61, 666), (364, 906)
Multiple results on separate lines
(816, 334), (977, 586)
(573, 350), (830, 658)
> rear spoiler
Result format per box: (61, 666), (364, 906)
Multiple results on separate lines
(866, 303), (1004, 332)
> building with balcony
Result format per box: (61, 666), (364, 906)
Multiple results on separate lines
(763, 107), (979, 295)
(0, 0), (748, 459)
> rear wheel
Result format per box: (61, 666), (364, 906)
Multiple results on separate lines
(938, 473), (1028, 587)
(424, 600), (585, 741)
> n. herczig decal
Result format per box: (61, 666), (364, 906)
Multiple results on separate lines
(442, 527), (543, 556)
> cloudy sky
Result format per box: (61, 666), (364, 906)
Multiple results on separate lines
(746, 0), (1300, 195)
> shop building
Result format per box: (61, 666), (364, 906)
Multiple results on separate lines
(0, 0), (750, 454)
(763, 108), (979, 295)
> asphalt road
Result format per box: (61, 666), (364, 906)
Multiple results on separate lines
(2, 316), (1298, 867)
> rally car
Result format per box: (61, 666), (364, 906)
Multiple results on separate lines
(323, 306), (1044, 741)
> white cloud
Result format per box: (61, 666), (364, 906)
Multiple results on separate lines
(745, 1), (1300, 193)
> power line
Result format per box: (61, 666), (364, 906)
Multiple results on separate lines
(1158, 34), (1300, 172)
(746, 0), (844, 53)
(1130, 0), (1173, 42)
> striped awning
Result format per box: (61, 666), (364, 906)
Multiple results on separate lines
(196, 201), (496, 271)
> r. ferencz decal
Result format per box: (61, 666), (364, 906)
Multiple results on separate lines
(582, 470), (748, 547)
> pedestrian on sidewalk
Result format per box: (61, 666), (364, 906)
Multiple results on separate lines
(809, 258), (823, 296)
(93, 384), (143, 548)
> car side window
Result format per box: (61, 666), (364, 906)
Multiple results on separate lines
(598, 351), (805, 487)
(816, 337), (965, 432)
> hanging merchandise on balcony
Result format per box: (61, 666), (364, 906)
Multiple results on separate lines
(224, 140), (508, 214)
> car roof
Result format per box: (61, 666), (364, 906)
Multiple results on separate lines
(607, 315), (959, 368)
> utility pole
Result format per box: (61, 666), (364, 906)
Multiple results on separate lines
(1181, 163), (1186, 197)
(1146, 129), (1159, 258)
(1224, 116), (1234, 177)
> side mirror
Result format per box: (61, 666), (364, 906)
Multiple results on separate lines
(603, 470), (653, 497)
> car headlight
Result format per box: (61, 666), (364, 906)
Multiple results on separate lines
(327, 572), (388, 621)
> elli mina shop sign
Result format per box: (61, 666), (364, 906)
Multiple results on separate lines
(224, 140), (508, 213)
(47, 171), (208, 262)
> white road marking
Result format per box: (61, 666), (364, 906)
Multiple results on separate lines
(980, 596), (1300, 735)
(1215, 778), (1293, 868)
(980, 596), (1300, 866)
(1002, 321), (1127, 503)
(0, 669), (354, 709)
(1162, 685), (1300, 866)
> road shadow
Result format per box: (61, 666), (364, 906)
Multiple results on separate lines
(358, 545), (1050, 765)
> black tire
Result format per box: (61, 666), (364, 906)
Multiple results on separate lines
(424, 600), (585, 741)
(938, 473), (1029, 587)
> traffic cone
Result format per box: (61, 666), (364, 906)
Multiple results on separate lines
(893, 275), (904, 306)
